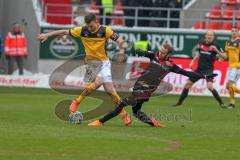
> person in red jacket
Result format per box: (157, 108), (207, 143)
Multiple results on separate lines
(4, 23), (28, 75)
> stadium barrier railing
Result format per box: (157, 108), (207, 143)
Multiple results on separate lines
(41, 3), (240, 28)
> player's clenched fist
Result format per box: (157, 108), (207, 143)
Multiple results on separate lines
(37, 33), (48, 43)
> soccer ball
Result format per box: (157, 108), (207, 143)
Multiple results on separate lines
(68, 111), (83, 124)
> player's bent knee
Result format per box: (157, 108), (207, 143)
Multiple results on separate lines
(103, 84), (115, 94)
(91, 82), (100, 89)
(184, 83), (192, 89)
(207, 84), (213, 91)
(226, 83), (230, 89)
(226, 82), (234, 89)
(92, 79), (102, 88)
(207, 86), (213, 91)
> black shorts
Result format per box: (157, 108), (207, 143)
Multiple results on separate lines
(189, 69), (213, 83)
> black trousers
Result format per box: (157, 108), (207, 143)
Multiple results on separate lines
(99, 88), (155, 126)
(7, 56), (24, 75)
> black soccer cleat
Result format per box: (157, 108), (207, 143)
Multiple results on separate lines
(172, 103), (183, 107)
(220, 103), (227, 109)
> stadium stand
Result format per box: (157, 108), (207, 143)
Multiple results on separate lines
(208, 20), (221, 30)
(192, 0), (240, 30)
(222, 6), (237, 19)
(39, 0), (238, 30)
(42, 0), (72, 24)
(194, 20), (207, 29)
(221, 0), (239, 5)
(222, 21), (233, 30)
(205, 5), (222, 19)
(236, 10), (240, 19)
(87, 0), (100, 14)
(110, 0), (124, 26)
(41, 0), (191, 28)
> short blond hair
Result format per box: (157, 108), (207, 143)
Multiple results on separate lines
(163, 43), (173, 54)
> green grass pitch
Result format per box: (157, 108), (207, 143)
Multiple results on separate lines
(0, 87), (240, 160)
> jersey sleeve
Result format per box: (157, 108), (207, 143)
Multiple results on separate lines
(135, 49), (155, 59)
(106, 26), (119, 41)
(169, 64), (182, 73)
(69, 27), (82, 38)
(196, 44), (201, 53)
(170, 64), (203, 79)
(146, 51), (155, 59)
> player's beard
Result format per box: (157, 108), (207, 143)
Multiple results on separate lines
(159, 54), (169, 60)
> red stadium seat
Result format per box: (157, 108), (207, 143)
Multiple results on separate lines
(111, 0), (124, 26)
(206, 6), (222, 19)
(43, 0), (73, 24)
(112, 0), (123, 15)
(194, 21), (206, 29)
(221, 0), (238, 4)
(222, 6), (237, 19)
(208, 21), (221, 30)
(222, 22), (233, 30)
(111, 18), (123, 25)
(87, 0), (100, 14)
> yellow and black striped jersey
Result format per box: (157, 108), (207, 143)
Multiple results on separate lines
(225, 38), (240, 68)
(69, 25), (119, 61)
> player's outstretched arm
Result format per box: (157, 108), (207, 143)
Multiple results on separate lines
(170, 64), (218, 79)
(218, 52), (228, 60)
(171, 64), (203, 79)
(37, 29), (69, 43)
(209, 45), (228, 60)
(177, 68), (203, 79)
(114, 38), (128, 63)
(116, 37), (126, 55)
(189, 51), (200, 69)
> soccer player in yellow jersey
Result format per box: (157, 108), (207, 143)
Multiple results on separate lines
(223, 26), (240, 109)
(37, 13), (131, 125)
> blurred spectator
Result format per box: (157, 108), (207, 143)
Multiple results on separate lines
(4, 23), (28, 75)
(97, 0), (113, 25)
(0, 31), (3, 58)
(110, 0), (124, 26)
(176, 0), (183, 8)
(132, 33), (150, 56)
(120, 0), (190, 27)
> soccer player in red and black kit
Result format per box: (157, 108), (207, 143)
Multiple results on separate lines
(173, 30), (227, 108)
(88, 44), (217, 127)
